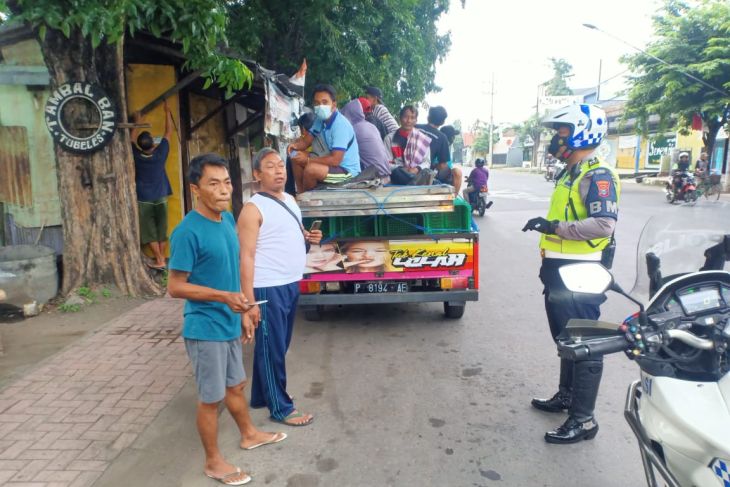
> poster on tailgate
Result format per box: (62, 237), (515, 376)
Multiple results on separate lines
(304, 238), (474, 275)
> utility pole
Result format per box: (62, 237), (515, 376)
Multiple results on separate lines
(532, 83), (542, 169)
(488, 72), (495, 168)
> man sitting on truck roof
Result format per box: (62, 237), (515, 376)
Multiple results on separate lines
(416, 106), (464, 195)
(289, 84), (361, 192)
(363, 86), (399, 139)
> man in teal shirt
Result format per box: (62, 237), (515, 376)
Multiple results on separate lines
(168, 153), (286, 485)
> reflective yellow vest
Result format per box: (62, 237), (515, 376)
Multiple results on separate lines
(539, 159), (620, 254)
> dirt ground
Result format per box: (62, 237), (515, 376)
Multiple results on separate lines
(0, 295), (148, 388)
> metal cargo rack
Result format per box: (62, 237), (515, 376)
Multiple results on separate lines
(296, 185), (455, 218)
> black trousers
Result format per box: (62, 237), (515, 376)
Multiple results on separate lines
(539, 258), (606, 421)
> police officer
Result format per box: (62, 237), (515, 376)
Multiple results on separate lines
(522, 104), (620, 444)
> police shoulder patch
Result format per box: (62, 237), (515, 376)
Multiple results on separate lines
(596, 180), (611, 198)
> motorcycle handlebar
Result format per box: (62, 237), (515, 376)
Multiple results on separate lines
(558, 335), (629, 360)
(665, 329), (714, 350)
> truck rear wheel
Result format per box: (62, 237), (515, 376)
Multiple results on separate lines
(303, 306), (324, 322)
(443, 302), (465, 319)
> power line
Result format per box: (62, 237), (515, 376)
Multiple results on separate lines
(583, 23), (730, 98)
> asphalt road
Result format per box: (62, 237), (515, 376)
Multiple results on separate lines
(100, 170), (711, 487)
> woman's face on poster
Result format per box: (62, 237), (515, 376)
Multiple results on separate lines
(307, 243), (338, 268)
(345, 241), (389, 269)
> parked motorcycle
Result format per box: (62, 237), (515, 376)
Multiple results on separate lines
(665, 170), (698, 204)
(556, 205), (730, 487)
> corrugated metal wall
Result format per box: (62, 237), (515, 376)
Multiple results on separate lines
(3, 213), (63, 255)
(0, 126), (32, 207)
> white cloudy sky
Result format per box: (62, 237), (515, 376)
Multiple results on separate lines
(424, 0), (661, 129)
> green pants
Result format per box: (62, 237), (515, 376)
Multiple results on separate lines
(138, 198), (168, 244)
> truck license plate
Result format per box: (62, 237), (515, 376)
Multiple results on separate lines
(354, 282), (408, 294)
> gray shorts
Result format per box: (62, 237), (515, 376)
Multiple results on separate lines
(184, 338), (246, 404)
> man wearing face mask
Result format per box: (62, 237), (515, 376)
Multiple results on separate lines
(289, 84), (361, 192)
(522, 104), (620, 444)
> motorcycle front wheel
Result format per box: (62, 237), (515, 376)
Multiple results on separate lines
(684, 190), (698, 205)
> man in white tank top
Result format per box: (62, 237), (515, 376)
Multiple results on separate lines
(237, 148), (322, 426)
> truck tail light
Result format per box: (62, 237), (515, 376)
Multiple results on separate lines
(441, 277), (468, 289)
(299, 281), (321, 294)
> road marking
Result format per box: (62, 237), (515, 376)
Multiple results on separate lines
(489, 189), (550, 203)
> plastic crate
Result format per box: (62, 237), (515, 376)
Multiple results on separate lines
(423, 199), (472, 234)
(333, 216), (377, 238)
(377, 213), (424, 236)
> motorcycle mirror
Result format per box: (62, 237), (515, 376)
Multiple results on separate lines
(559, 262), (613, 294)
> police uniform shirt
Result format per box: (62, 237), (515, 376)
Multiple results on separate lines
(555, 163), (618, 241)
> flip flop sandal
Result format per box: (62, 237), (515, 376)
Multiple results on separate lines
(205, 467), (251, 485)
(242, 432), (287, 450)
(273, 411), (314, 427)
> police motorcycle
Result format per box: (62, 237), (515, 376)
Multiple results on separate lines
(556, 204), (730, 487)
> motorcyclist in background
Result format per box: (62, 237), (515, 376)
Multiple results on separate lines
(676, 151), (691, 172)
(464, 158), (489, 209)
(522, 104), (621, 444)
(671, 151), (692, 195)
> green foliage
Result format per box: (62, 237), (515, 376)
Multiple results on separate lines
(623, 0), (730, 151)
(101, 288), (112, 298)
(76, 285), (95, 300)
(544, 58), (573, 96)
(516, 113), (543, 145)
(226, 0), (451, 109)
(0, 2), (9, 25)
(10, 0), (253, 92)
(472, 121), (499, 154)
(59, 302), (81, 313)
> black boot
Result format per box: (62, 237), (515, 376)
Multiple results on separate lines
(532, 359), (573, 412)
(545, 416), (599, 444)
(531, 390), (571, 413)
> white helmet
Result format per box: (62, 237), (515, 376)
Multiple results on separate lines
(541, 104), (607, 149)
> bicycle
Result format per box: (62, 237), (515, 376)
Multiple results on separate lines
(696, 173), (723, 201)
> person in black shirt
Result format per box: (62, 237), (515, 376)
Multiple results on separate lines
(416, 106), (463, 194)
(672, 151), (692, 194)
(676, 151), (691, 172)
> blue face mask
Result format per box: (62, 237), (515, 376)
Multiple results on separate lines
(314, 105), (332, 120)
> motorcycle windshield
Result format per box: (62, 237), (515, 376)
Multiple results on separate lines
(631, 202), (730, 301)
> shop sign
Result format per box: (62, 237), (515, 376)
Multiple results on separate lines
(45, 82), (117, 154)
(647, 135), (676, 166)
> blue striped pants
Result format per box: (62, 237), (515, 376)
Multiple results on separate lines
(249, 282), (299, 420)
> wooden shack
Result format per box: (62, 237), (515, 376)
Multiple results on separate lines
(0, 24), (303, 255)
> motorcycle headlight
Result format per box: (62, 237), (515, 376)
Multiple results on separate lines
(710, 458), (730, 486)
